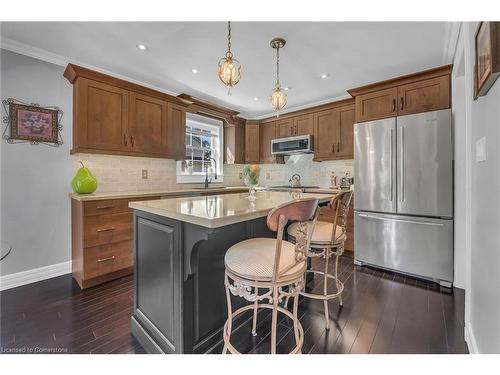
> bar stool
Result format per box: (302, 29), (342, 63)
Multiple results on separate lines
(286, 191), (353, 330)
(223, 198), (320, 354)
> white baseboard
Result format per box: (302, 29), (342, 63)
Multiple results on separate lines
(0, 261), (71, 291)
(465, 322), (479, 354)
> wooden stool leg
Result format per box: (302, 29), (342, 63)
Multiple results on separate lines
(323, 248), (330, 330)
(223, 282), (233, 354)
(251, 287), (258, 336)
(271, 286), (279, 354)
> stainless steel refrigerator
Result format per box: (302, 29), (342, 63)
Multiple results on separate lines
(353, 109), (453, 287)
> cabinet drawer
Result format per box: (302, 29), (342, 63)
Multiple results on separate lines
(84, 199), (130, 216)
(84, 240), (133, 279)
(83, 212), (132, 247)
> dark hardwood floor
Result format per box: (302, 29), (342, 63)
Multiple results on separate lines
(0, 255), (468, 354)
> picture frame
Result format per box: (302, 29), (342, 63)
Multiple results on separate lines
(474, 22), (500, 99)
(2, 98), (63, 146)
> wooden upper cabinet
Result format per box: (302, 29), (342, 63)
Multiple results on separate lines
(75, 78), (129, 152)
(349, 65), (452, 123)
(65, 64), (189, 159)
(313, 109), (336, 160)
(397, 75), (450, 116)
(336, 105), (355, 159)
(224, 122), (245, 164)
(245, 122), (260, 163)
(277, 118), (294, 138)
(259, 121), (277, 163)
(355, 87), (397, 123)
(313, 103), (355, 161)
(294, 114), (314, 135)
(128, 92), (167, 155)
(166, 103), (186, 160)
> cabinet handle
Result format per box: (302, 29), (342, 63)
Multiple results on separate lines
(96, 205), (114, 210)
(290, 126), (293, 135)
(392, 98), (396, 112)
(130, 135), (135, 147)
(123, 134), (128, 146)
(295, 125), (298, 134)
(97, 256), (116, 263)
(337, 142), (341, 152)
(96, 227), (116, 233)
(332, 144), (335, 153)
(400, 97), (404, 111)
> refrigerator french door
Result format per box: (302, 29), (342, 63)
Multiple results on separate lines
(354, 109), (453, 286)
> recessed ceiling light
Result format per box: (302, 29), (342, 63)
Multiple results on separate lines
(136, 43), (148, 51)
(284, 87), (290, 91)
(253, 97), (259, 101)
(191, 68), (199, 74)
(320, 73), (330, 79)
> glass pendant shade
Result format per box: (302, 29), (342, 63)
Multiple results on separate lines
(218, 53), (241, 88)
(270, 86), (287, 114)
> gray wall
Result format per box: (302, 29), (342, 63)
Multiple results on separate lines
(460, 23), (500, 353)
(0, 49), (73, 276)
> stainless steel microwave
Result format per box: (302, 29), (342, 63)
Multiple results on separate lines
(271, 134), (314, 155)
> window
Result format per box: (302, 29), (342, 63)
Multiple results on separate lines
(176, 113), (224, 183)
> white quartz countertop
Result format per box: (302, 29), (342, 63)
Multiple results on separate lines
(69, 186), (248, 201)
(129, 191), (336, 228)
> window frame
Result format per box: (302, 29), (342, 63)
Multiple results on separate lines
(176, 113), (224, 184)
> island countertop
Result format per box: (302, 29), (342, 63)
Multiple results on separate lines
(129, 191), (336, 228)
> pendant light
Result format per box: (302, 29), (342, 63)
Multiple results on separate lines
(270, 37), (287, 117)
(218, 21), (241, 95)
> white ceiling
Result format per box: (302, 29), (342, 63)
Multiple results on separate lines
(1, 22), (456, 118)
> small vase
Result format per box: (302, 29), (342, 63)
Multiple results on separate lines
(244, 177), (258, 202)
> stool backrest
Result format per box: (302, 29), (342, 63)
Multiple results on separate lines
(328, 191), (353, 244)
(267, 197), (320, 282)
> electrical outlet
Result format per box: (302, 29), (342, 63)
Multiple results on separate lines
(239, 172), (243, 180)
(142, 169), (148, 179)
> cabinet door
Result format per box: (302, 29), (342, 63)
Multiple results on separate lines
(128, 92), (167, 155)
(166, 103), (186, 160)
(224, 123), (245, 164)
(260, 122), (277, 163)
(276, 118), (294, 138)
(355, 87), (397, 122)
(313, 109), (337, 160)
(294, 113), (314, 135)
(245, 123), (260, 163)
(397, 75), (450, 116)
(75, 78), (128, 152)
(335, 105), (355, 158)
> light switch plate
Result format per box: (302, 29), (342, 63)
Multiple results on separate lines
(476, 137), (486, 162)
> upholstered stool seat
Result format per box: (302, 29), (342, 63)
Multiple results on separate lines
(287, 221), (346, 245)
(225, 238), (305, 281)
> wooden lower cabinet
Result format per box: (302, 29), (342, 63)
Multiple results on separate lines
(71, 196), (160, 289)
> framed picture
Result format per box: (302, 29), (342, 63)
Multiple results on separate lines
(2, 98), (63, 146)
(474, 22), (500, 98)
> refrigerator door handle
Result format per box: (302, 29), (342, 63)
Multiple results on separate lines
(389, 128), (393, 202)
(358, 213), (445, 227)
(400, 126), (405, 202)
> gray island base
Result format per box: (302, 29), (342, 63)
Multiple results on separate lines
(129, 191), (335, 353)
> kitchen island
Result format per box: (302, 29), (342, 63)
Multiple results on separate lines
(129, 190), (335, 354)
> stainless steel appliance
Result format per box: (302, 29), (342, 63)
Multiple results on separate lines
(354, 109), (453, 287)
(271, 134), (313, 155)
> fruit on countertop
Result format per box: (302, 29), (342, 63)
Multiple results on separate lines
(72, 162), (98, 194)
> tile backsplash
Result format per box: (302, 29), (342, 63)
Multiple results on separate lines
(72, 153), (353, 193)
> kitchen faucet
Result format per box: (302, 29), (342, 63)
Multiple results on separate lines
(204, 152), (218, 188)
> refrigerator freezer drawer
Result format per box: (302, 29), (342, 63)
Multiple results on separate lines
(354, 212), (453, 283)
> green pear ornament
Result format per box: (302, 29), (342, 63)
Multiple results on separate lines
(72, 161), (98, 194)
